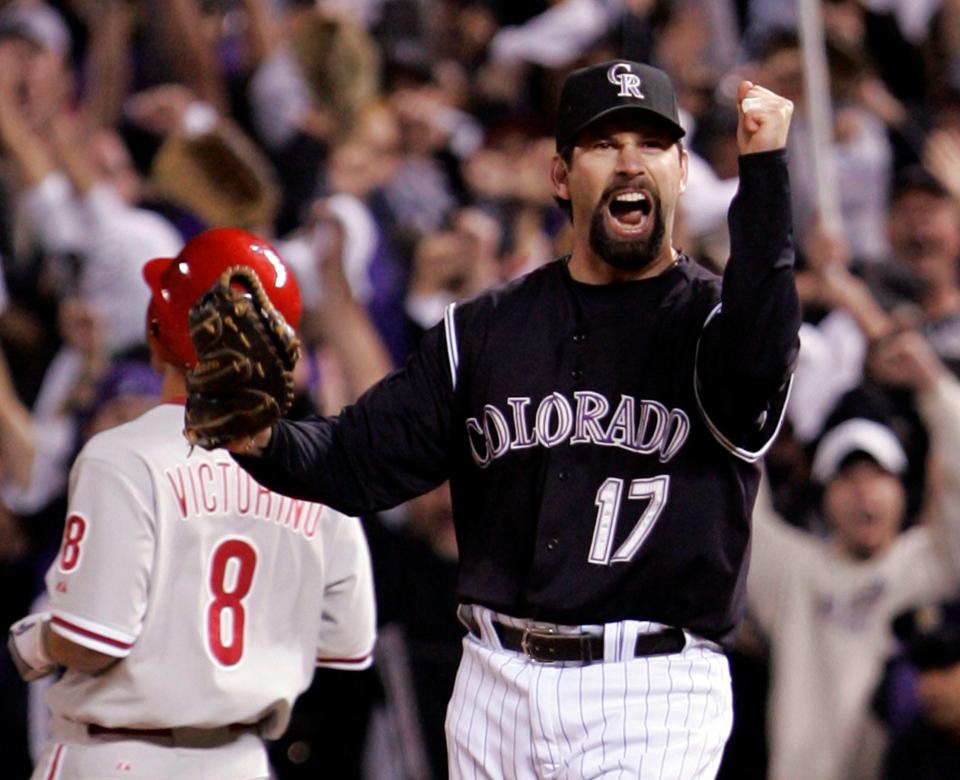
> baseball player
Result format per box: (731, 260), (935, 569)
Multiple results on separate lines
(211, 61), (798, 779)
(8, 228), (376, 779)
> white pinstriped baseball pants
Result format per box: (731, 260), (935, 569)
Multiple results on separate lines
(445, 607), (733, 780)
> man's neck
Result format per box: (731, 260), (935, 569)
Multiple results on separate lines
(160, 364), (188, 403)
(567, 246), (678, 284)
(830, 534), (889, 562)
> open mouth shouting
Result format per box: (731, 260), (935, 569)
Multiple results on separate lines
(607, 188), (654, 236)
(589, 181), (665, 271)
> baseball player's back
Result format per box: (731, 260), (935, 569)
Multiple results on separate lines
(35, 402), (374, 777)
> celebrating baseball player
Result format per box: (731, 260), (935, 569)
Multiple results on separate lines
(190, 60), (798, 779)
(8, 228), (376, 780)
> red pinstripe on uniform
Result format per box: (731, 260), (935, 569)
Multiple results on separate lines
(51, 616), (133, 651)
(45, 743), (65, 780)
(316, 653), (371, 666)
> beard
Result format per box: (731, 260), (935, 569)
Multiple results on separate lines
(588, 193), (666, 272)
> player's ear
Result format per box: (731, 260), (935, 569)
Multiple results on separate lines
(551, 154), (570, 200)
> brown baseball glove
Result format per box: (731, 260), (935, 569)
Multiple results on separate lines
(184, 265), (300, 449)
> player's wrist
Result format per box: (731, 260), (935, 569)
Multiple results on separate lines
(252, 426), (273, 454)
(8, 612), (57, 681)
(225, 426), (273, 457)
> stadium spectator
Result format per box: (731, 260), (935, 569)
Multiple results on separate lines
(747, 329), (960, 780)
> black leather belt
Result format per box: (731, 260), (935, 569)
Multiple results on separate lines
(459, 607), (686, 664)
(87, 723), (254, 742)
(88, 725), (177, 739)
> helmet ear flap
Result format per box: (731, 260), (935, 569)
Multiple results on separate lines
(145, 299), (187, 368)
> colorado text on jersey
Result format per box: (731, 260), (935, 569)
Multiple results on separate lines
(465, 391), (690, 467)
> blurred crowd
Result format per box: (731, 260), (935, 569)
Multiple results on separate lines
(2, 0), (960, 778)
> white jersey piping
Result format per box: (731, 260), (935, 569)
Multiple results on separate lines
(444, 302), (460, 389)
(693, 303), (793, 463)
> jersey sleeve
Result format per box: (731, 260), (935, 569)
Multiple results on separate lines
(315, 512), (376, 670)
(44, 450), (155, 657)
(694, 150), (801, 461)
(746, 470), (811, 635)
(236, 319), (455, 515)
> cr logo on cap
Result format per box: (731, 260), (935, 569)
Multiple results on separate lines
(607, 63), (645, 99)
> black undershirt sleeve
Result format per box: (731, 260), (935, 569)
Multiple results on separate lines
(695, 149), (801, 450)
(234, 321), (455, 516)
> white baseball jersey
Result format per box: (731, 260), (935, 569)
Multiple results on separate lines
(43, 402), (375, 739)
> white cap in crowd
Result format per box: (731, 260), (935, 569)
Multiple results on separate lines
(811, 418), (909, 485)
(0, 2), (71, 59)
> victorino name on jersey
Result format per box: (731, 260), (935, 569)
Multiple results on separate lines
(465, 391), (691, 468)
(164, 459), (325, 541)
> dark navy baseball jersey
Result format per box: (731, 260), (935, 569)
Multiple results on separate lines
(237, 150), (800, 646)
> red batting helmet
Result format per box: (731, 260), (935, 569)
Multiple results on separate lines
(143, 228), (302, 368)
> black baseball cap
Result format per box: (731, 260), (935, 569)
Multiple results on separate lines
(555, 60), (685, 151)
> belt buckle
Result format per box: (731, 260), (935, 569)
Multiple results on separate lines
(520, 625), (558, 663)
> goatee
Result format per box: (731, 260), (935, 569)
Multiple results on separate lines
(588, 202), (665, 272)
